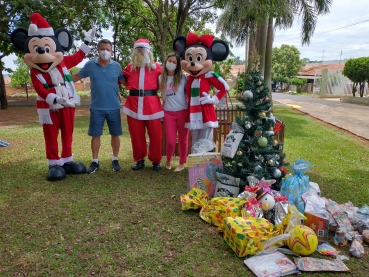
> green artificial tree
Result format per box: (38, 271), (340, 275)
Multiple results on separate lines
(220, 52), (289, 191)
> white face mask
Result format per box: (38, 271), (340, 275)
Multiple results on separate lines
(99, 50), (111, 61)
(166, 62), (177, 72)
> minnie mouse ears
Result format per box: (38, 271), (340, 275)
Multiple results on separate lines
(173, 33), (229, 61)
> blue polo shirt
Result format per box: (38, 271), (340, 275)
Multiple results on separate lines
(78, 58), (124, 110)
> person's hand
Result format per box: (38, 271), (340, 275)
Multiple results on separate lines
(82, 27), (96, 44)
(55, 97), (76, 108)
(199, 92), (219, 105)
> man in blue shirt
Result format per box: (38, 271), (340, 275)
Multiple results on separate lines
(72, 39), (125, 173)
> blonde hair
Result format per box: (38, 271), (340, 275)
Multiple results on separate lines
(159, 53), (182, 93)
(130, 48), (155, 71)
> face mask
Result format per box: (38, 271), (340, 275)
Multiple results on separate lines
(99, 50), (111, 61)
(166, 62), (177, 72)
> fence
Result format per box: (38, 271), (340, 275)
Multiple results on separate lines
(161, 107), (285, 156)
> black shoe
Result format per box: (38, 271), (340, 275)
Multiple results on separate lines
(112, 160), (121, 171)
(87, 161), (99, 174)
(63, 161), (86, 174)
(152, 163), (161, 171)
(131, 159), (145, 171)
(47, 165), (66, 181)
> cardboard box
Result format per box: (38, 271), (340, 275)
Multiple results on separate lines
(304, 212), (329, 241)
(187, 153), (222, 197)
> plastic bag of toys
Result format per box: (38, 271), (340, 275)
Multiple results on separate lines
(280, 159), (312, 213)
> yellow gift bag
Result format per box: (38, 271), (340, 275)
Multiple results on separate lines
(222, 216), (284, 257)
(181, 188), (210, 210)
(200, 197), (247, 228)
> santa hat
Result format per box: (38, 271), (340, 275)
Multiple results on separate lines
(28, 13), (54, 37)
(134, 38), (151, 50)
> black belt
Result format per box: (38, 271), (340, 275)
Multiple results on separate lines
(129, 90), (157, 96)
(48, 83), (65, 88)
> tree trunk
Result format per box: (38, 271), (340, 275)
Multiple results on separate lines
(244, 34), (249, 71)
(247, 31), (256, 73)
(0, 71), (8, 110)
(257, 16), (268, 73)
(264, 15), (274, 101)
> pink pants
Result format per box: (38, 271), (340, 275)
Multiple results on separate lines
(164, 109), (189, 164)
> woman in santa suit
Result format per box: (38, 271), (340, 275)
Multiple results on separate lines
(122, 39), (164, 171)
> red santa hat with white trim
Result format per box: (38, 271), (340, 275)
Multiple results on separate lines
(133, 38), (151, 50)
(28, 13), (54, 37)
(133, 38), (156, 69)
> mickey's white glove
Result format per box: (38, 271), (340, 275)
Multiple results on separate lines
(56, 97), (75, 108)
(199, 92), (219, 105)
(82, 27), (96, 44)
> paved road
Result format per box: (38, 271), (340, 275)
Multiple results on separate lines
(272, 93), (369, 140)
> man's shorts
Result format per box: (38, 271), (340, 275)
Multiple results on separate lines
(88, 109), (123, 137)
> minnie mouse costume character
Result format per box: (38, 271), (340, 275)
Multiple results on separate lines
(173, 32), (229, 149)
(10, 13), (95, 181)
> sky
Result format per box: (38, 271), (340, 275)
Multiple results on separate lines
(3, 0), (369, 74)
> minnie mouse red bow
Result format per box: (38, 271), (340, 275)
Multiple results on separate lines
(186, 32), (214, 48)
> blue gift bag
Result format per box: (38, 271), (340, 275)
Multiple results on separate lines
(280, 159), (312, 213)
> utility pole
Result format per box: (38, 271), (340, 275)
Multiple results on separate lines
(339, 50), (342, 64)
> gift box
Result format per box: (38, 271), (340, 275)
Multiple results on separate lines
(222, 216), (283, 257)
(188, 153), (222, 197)
(304, 212), (329, 242)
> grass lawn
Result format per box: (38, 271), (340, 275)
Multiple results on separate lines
(0, 105), (368, 276)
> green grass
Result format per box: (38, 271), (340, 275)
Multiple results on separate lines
(0, 106), (368, 276)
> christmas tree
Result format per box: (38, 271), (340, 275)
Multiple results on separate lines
(220, 53), (289, 191)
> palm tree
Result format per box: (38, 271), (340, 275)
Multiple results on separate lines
(216, 0), (332, 97)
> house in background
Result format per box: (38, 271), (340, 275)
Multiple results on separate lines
(297, 61), (351, 94)
(230, 65), (245, 78)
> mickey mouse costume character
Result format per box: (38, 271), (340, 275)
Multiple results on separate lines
(10, 13), (95, 181)
(173, 32), (229, 149)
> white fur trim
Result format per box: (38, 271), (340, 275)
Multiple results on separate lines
(48, 159), (64, 166)
(62, 156), (73, 163)
(79, 43), (91, 54)
(151, 63), (156, 70)
(122, 107), (164, 120)
(28, 24), (54, 36)
(46, 93), (57, 106)
(134, 42), (150, 49)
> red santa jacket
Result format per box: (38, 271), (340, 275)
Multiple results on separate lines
(122, 63), (164, 120)
(185, 71), (229, 129)
(30, 47), (88, 124)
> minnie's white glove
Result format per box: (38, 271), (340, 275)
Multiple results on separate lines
(199, 92), (219, 105)
(82, 27), (96, 44)
(56, 97), (75, 108)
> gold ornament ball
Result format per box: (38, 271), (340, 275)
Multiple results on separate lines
(273, 140), (278, 146)
(237, 150), (243, 156)
(259, 112), (266, 118)
(257, 81), (262, 85)
(268, 159), (275, 166)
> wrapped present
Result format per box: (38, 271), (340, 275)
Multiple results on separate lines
(305, 212), (329, 242)
(188, 153), (222, 197)
(200, 197), (246, 228)
(222, 216), (284, 257)
(280, 159), (312, 213)
(180, 188), (210, 210)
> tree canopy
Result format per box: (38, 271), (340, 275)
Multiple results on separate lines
(342, 57), (369, 97)
(272, 44), (302, 88)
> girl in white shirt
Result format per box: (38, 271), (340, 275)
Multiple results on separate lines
(159, 53), (188, 172)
